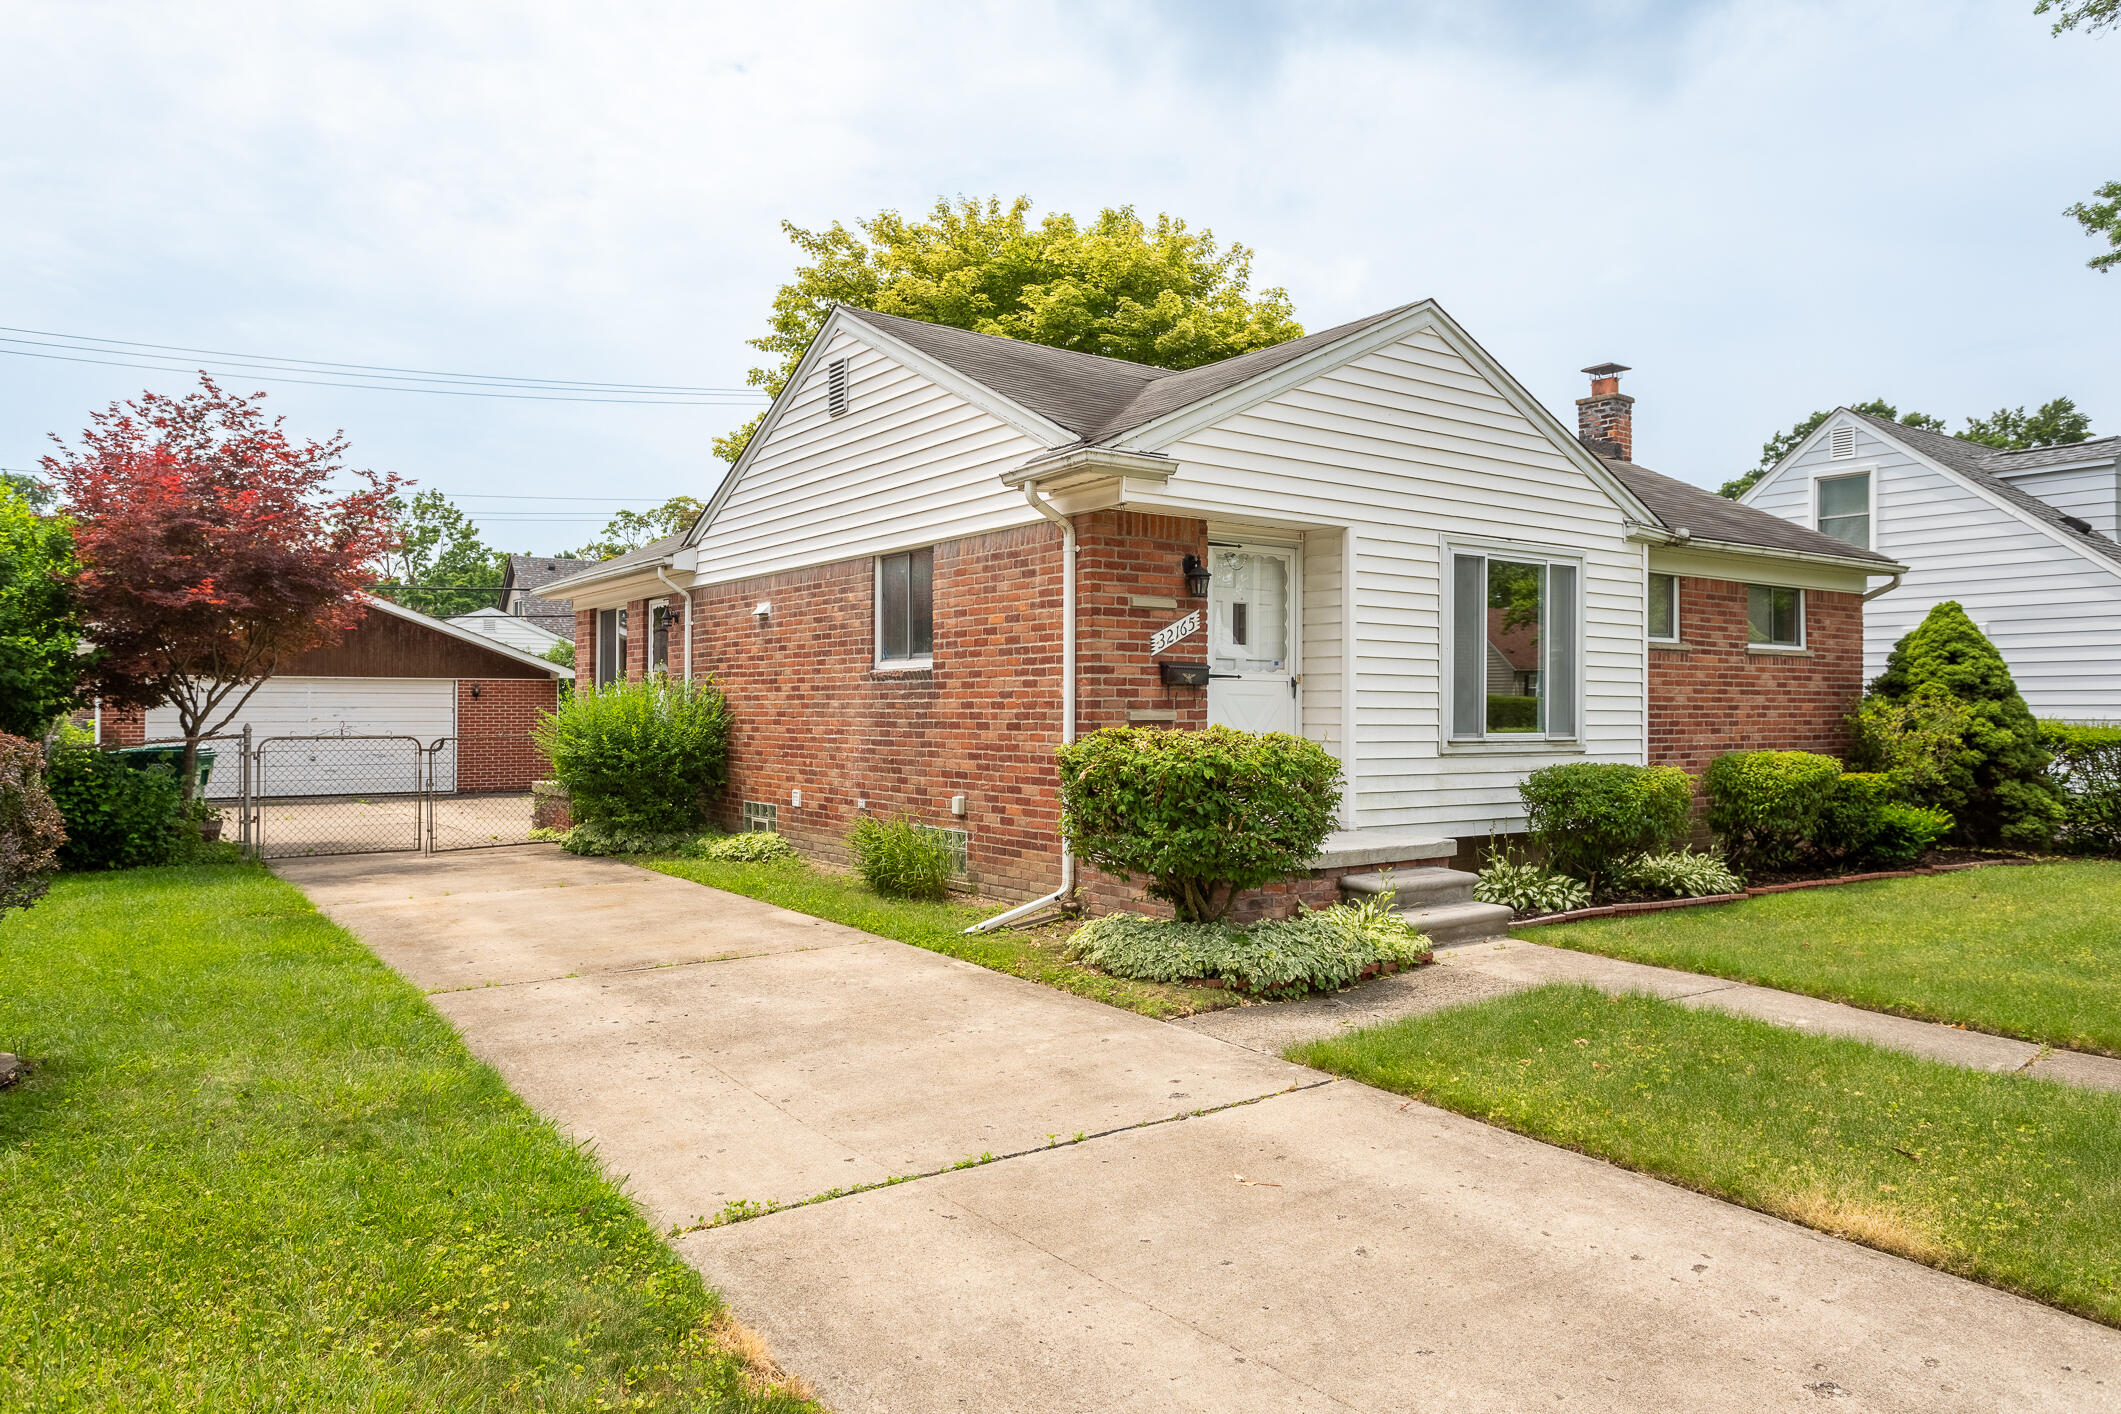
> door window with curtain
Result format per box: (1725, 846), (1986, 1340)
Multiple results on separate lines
(1208, 549), (1291, 675)
(1449, 549), (1579, 741)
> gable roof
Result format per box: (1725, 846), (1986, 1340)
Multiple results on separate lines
(1843, 410), (2121, 568)
(502, 554), (587, 594)
(536, 532), (690, 596)
(360, 594), (572, 677)
(1600, 454), (1900, 567)
(840, 303), (1425, 446)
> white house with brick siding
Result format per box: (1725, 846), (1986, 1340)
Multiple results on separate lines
(1741, 410), (2121, 722)
(541, 302), (1903, 920)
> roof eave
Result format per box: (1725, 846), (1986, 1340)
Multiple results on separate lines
(1000, 445), (1176, 494)
(1625, 522), (1905, 575)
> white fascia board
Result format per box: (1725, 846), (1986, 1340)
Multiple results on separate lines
(547, 568), (694, 612)
(1001, 444), (1176, 492)
(1624, 520), (1903, 577)
(357, 593), (572, 678)
(683, 305), (1078, 558)
(1111, 299), (1660, 530)
(533, 554), (679, 601)
(1644, 542), (1895, 593)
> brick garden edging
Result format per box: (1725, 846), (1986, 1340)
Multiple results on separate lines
(1509, 857), (2047, 930)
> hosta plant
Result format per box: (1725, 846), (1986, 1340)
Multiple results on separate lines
(1616, 850), (1745, 899)
(1472, 856), (1591, 916)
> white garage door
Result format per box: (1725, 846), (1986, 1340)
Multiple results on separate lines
(145, 677), (457, 797)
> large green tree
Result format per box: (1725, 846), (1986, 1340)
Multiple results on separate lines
(373, 490), (507, 617)
(575, 495), (704, 561)
(1719, 400), (1944, 499)
(2038, 2), (2121, 270)
(0, 484), (87, 739)
(714, 196), (1305, 463)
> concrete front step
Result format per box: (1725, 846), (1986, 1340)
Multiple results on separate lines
(1398, 899), (1519, 947)
(1340, 866), (1479, 908)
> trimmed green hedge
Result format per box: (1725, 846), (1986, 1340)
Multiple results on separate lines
(1815, 771), (1953, 867)
(2041, 720), (2121, 856)
(532, 676), (733, 834)
(1518, 762), (1693, 895)
(1486, 694), (1538, 731)
(43, 746), (187, 871)
(1703, 751), (1842, 873)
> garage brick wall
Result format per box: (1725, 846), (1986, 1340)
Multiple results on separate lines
(457, 678), (558, 792)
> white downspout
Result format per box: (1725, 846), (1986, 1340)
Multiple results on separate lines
(654, 564), (692, 681)
(965, 481), (1076, 933)
(1862, 573), (1903, 603)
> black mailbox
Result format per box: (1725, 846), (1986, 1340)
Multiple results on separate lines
(1159, 660), (1211, 687)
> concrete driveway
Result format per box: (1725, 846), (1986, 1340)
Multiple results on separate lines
(279, 847), (2121, 1413)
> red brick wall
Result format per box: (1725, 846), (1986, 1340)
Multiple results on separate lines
(1648, 576), (1865, 779)
(688, 523), (1068, 900)
(456, 678), (558, 792)
(1075, 510), (1210, 733)
(575, 608), (597, 683)
(624, 597), (649, 680)
(101, 705), (146, 746)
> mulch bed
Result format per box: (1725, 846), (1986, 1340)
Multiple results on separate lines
(1511, 853), (2055, 929)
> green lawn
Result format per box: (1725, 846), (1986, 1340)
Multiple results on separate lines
(1531, 861), (2121, 1055)
(640, 856), (1232, 1019)
(1293, 985), (2121, 1327)
(0, 864), (815, 1412)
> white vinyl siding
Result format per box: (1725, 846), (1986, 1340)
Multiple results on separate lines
(144, 677), (456, 796)
(1749, 419), (2121, 721)
(1990, 463), (2121, 540)
(1133, 325), (1645, 835)
(696, 332), (1049, 586)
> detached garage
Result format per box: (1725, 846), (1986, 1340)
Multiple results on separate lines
(117, 595), (571, 797)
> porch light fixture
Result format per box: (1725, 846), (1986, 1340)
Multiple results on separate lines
(1181, 554), (1212, 598)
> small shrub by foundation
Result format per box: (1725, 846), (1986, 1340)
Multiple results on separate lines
(848, 815), (954, 901)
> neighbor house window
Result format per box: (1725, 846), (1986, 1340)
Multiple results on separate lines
(876, 548), (934, 665)
(1747, 585), (1804, 647)
(1449, 549), (1580, 741)
(1647, 572), (1679, 642)
(1817, 472), (1871, 549)
(596, 607), (628, 686)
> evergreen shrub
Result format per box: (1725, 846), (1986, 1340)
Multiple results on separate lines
(532, 676), (733, 835)
(2040, 721), (2121, 856)
(1055, 726), (1342, 922)
(1517, 762), (1693, 894)
(1814, 772), (1953, 867)
(1703, 751), (1842, 873)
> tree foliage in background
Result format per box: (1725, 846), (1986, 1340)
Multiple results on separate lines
(42, 375), (401, 796)
(1721, 395), (2098, 499)
(1960, 397), (2095, 450)
(1, 471), (55, 512)
(372, 489), (508, 617)
(1719, 400), (1943, 499)
(714, 196), (1306, 462)
(1863, 601), (2063, 848)
(0, 484), (88, 739)
(2038, 2), (2121, 270)
(575, 494), (704, 560)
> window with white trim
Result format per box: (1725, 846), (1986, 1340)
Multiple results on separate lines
(1449, 548), (1580, 741)
(595, 607), (628, 687)
(1746, 585), (1804, 647)
(1647, 572), (1679, 642)
(876, 548), (934, 665)
(1816, 471), (1871, 550)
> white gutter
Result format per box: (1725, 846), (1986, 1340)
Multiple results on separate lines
(966, 481), (1078, 933)
(653, 564), (692, 681)
(1625, 520), (1907, 576)
(1862, 573), (1904, 603)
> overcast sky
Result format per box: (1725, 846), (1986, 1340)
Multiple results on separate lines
(4, 1), (2114, 551)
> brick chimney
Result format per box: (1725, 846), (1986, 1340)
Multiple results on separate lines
(1576, 362), (1633, 461)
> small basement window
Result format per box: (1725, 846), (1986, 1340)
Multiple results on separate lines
(826, 357), (850, 416)
(926, 826), (969, 877)
(1746, 585), (1804, 647)
(1817, 471), (1871, 550)
(1647, 572), (1679, 642)
(876, 547), (934, 665)
(741, 801), (778, 833)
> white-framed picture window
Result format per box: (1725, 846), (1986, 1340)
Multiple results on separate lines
(1816, 471), (1872, 550)
(1448, 546), (1581, 742)
(1746, 585), (1804, 647)
(876, 547), (934, 666)
(1647, 571), (1679, 642)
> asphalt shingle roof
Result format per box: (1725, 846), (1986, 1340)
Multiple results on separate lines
(842, 303), (1423, 446)
(539, 532), (690, 595)
(1845, 411), (2121, 567)
(1603, 456), (1900, 566)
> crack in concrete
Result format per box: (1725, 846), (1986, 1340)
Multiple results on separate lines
(421, 941), (863, 994)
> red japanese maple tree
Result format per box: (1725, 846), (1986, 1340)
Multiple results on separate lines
(43, 375), (401, 795)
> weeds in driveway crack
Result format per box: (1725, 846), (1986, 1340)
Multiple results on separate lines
(669, 1079), (1335, 1237)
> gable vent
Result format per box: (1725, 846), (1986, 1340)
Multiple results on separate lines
(1829, 426), (1855, 460)
(826, 358), (849, 417)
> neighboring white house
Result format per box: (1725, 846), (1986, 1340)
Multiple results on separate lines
(1742, 409), (2121, 722)
(446, 606), (569, 656)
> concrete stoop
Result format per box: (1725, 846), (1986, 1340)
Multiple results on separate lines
(1340, 865), (1516, 946)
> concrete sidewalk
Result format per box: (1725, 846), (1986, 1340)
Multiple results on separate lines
(280, 847), (2121, 1412)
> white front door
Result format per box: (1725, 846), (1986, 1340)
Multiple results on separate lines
(1206, 545), (1298, 734)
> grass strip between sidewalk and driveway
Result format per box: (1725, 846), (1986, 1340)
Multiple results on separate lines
(1529, 861), (2121, 1056)
(639, 855), (1234, 1019)
(1292, 984), (2121, 1328)
(0, 863), (817, 1413)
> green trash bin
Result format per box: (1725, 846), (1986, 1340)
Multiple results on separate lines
(115, 745), (216, 794)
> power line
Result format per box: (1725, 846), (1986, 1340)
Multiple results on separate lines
(0, 325), (763, 396)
